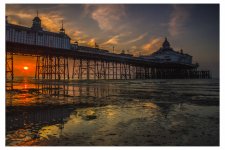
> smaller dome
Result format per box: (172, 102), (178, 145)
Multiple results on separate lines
(33, 16), (41, 22)
(59, 20), (65, 34)
(60, 28), (65, 32)
(31, 11), (42, 31)
(162, 37), (170, 48)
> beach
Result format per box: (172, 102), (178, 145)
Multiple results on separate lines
(6, 79), (219, 146)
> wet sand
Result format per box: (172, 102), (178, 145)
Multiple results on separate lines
(6, 79), (219, 146)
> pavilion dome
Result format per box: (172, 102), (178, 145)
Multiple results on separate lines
(31, 11), (42, 31)
(33, 16), (41, 22)
(162, 37), (170, 49)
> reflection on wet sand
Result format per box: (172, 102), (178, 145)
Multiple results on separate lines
(6, 79), (219, 146)
(6, 105), (74, 132)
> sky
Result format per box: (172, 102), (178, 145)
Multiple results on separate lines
(5, 4), (219, 78)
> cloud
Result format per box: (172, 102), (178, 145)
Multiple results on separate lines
(84, 5), (126, 31)
(131, 45), (137, 50)
(101, 35), (120, 45)
(41, 13), (91, 45)
(101, 32), (131, 46)
(72, 30), (83, 37)
(41, 14), (64, 32)
(140, 37), (163, 55)
(70, 30), (88, 43)
(131, 37), (163, 57)
(125, 33), (148, 44)
(6, 9), (34, 26)
(168, 5), (190, 37)
(87, 38), (96, 47)
(128, 45), (138, 55)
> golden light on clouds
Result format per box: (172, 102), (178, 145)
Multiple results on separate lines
(6, 10), (33, 26)
(102, 35), (119, 45)
(6, 8), (163, 57)
(125, 33), (148, 44)
(87, 38), (96, 47)
(6, 5), (148, 55)
(41, 15), (64, 32)
(71, 30), (89, 44)
(128, 37), (164, 56)
(140, 37), (164, 55)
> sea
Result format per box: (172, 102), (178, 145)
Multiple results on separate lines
(6, 77), (219, 146)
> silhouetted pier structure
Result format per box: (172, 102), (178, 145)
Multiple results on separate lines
(6, 52), (14, 90)
(5, 14), (211, 84)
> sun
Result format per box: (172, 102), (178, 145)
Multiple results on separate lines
(23, 66), (29, 70)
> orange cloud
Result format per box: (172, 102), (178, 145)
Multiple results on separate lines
(140, 37), (163, 55)
(125, 33), (148, 44)
(72, 30), (83, 37)
(87, 38), (96, 47)
(101, 32), (131, 46)
(131, 45), (137, 50)
(70, 30), (89, 44)
(102, 35), (120, 45)
(6, 9), (33, 26)
(41, 15), (64, 32)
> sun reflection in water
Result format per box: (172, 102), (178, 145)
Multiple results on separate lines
(24, 84), (28, 89)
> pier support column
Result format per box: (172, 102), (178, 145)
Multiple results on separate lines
(128, 64), (131, 79)
(78, 59), (83, 80)
(86, 60), (90, 80)
(35, 55), (69, 81)
(6, 52), (14, 90)
(104, 61), (107, 79)
(112, 62), (115, 79)
(97, 61), (100, 79)
(119, 63), (122, 79)
(107, 61), (110, 79)
(94, 60), (96, 80)
(116, 62), (118, 79)
(72, 58), (76, 79)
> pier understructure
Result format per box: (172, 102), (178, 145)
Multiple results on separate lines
(6, 42), (211, 82)
(6, 52), (14, 90)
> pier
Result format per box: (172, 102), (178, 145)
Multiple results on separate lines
(5, 14), (211, 86)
